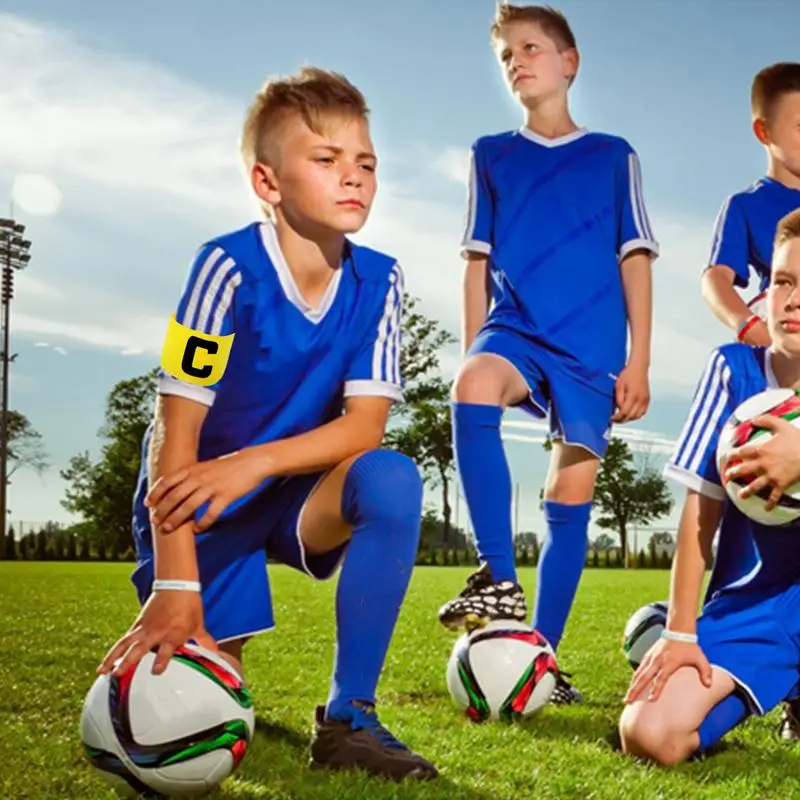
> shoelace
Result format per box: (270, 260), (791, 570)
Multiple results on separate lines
(349, 707), (408, 750)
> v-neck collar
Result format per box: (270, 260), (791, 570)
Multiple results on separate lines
(258, 222), (342, 324)
(518, 126), (589, 148)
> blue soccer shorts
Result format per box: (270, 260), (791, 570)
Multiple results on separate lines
(697, 582), (800, 716)
(468, 325), (616, 458)
(131, 473), (348, 643)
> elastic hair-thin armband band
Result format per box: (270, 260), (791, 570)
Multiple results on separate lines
(152, 579), (201, 593)
(736, 314), (760, 342)
(661, 629), (698, 644)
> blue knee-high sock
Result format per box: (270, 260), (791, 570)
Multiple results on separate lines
(531, 500), (590, 650)
(325, 450), (422, 719)
(452, 402), (516, 582)
(696, 694), (749, 753)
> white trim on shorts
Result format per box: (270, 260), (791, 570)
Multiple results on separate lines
(709, 663), (764, 716)
(293, 472), (349, 581)
(216, 625), (276, 645)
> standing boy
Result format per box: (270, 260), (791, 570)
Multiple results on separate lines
(98, 67), (437, 782)
(438, 4), (658, 705)
(702, 62), (800, 347)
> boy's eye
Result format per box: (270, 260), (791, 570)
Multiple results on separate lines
(524, 43), (538, 52)
(360, 164), (376, 173)
(316, 157), (335, 164)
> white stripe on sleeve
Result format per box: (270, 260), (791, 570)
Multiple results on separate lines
(371, 264), (404, 384)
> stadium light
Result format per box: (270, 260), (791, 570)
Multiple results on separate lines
(0, 217), (32, 554)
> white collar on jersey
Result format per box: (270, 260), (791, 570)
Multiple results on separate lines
(518, 126), (589, 148)
(765, 349), (779, 389)
(258, 221), (343, 324)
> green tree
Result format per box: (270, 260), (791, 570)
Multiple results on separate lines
(386, 381), (455, 540)
(592, 438), (673, 565)
(6, 410), (49, 477)
(0, 411), (48, 558)
(35, 529), (47, 560)
(61, 369), (158, 553)
(593, 532), (616, 551)
(386, 295), (457, 540)
(391, 295), (456, 413)
(5, 525), (16, 561)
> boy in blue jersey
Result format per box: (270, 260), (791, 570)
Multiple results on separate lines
(703, 62), (800, 347)
(620, 208), (800, 765)
(97, 67), (437, 782)
(438, 4), (658, 704)
(700, 61), (800, 741)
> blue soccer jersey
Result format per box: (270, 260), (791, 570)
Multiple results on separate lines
(141, 221), (403, 518)
(460, 126), (659, 383)
(707, 177), (800, 291)
(664, 343), (800, 602)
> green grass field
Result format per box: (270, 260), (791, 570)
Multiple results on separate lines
(1, 563), (797, 800)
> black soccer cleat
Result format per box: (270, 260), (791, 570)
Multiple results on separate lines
(778, 699), (800, 742)
(437, 563), (527, 632)
(309, 703), (438, 782)
(549, 671), (583, 705)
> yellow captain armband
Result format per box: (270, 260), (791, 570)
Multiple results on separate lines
(159, 314), (235, 387)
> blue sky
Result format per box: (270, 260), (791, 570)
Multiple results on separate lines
(0, 0), (796, 540)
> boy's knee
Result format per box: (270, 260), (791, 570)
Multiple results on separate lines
(343, 449), (423, 525)
(452, 356), (517, 406)
(619, 706), (691, 767)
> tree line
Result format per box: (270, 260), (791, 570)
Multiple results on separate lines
(2, 295), (675, 564)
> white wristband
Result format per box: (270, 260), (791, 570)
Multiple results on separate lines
(153, 579), (201, 593)
(661, 628), (698, 644)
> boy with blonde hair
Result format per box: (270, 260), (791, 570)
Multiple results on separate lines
(701, 60), (800, 742)
(621, 208), (800, 764)
(98, 67), (437, 782)
(438, 4), (658, 705)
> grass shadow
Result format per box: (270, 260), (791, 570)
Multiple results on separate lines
(211, 714), (497, 800)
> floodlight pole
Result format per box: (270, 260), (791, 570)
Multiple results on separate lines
(0, 218), (32, 555)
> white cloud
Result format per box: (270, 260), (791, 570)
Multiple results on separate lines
(12, 173), (62, 216)
(0, 14), (250, 218)
(0, 12), (736, 398)
(433, 146), (471, 186)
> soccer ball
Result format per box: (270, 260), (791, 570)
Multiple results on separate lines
(445, 620), (558, 722)
(622, 601), (668, 669)
(81, 643), (255, 797)
(716, 387), (800, 526)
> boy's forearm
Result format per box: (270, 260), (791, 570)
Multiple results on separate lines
(463, 255), (490, 354)
(620, 251), (653, 366)
(149, 396), (207, 582)
(667, 491), (720, 633)
(247, 400), (389, 479)
(701, 266), (753, 330)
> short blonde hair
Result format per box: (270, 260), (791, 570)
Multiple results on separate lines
(490, 4), (577, 85)
(775, 208), (800, 251)
(241, 67), (370, 217)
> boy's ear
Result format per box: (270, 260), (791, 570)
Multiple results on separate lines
(564, 48), (579, 83)
(251, 162), (280, 208)
(752, 117), (770, 146)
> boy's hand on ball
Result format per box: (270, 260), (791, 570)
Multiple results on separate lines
(725, 414), (800, 509)
(146, 450), (266, 533)
(98, 591), (216, 677)
(624, 638), (711, 704)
